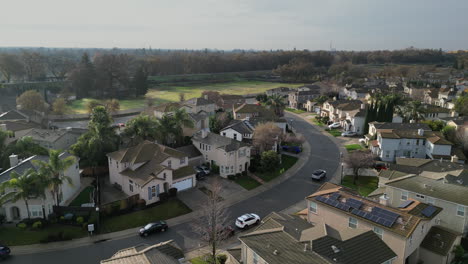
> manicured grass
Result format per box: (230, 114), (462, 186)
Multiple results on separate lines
(285, 108), (306, 114)
(232, 175), (262, 190)
(0, 224), (87, 246)
(313, 120), (325, 127)
(69, 186), (95, 206)
(257, 155), (298, 182)
(190, 255), (226, 264)
(68, 98), (147, 114)
(327, 129), (341, 137)
(342, 176), (379, 197)
(101, 199), (192, 233)
(345, 144), (363, 152)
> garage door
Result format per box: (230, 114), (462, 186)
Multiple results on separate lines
(172, 178), (193, 191)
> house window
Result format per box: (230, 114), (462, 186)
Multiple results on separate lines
(309, 202), (317, 214)
(239, 164), (243, 171)
(200, 143), (202, 149)
(231, 166), (234, 173)
(416, 139), (420, 145)
(129, 180), (133, 192)
(151, 186), (156, 197)
(167, 160), (172, 168)
(457, 205), (465, 217)
(401, 191), (408, 201)
(163, 173), (166, 179)
(348, 217), (357, 229)
(373, 226), (384, 239)
(180, 158), (186, 165)
(385, 151), (390, 158)
(234, 134), (237, 140)
(221, 166), (224, 173)
(116, 162), (119, 168)
(30, 205), (43, 218)
(427, 197), (435, 205)
(222, 132), (226, 136)
(416, 194), (425, 200)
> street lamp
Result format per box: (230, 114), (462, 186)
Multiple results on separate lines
(95, 207), (100, 233)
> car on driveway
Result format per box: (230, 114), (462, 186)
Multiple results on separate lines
(341, 131), (357, 137)
(139, 221), (168, 237)
(311, 169), (326, 180)
(198, 165), (211, 175)
(0, 245), (10, 260)
(281, 145), (301, 154)
(235, 213), (261, 229)
(328, 122), (341, 129)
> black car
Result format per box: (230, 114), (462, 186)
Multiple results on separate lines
(139, 221), (168, 237)
(311, 169), (327, 180)
(0, 245), (10, 260)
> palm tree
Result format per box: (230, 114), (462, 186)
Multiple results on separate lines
(0, 168), (43, 219)
(156, 115), (179, 146)
(123, 114), (159, 145)
(33, 150), (76, 206)
(403, 100), (426, 122)
(266, 94), (286, 116)
(173, 109), (194, 145)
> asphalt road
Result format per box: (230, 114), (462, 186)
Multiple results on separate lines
(4, 112), (340, 264)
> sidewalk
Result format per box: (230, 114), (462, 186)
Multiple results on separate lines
(10, 136), (313, 255)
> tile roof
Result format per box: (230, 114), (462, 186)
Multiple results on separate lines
(192, 131), (250, 152)
(220, 120), (254, 135)
(234, 103), (268, 114)
(172, 166), (196, 180)
(100, 240), (184, 264)
(22, 128), (70, 143)
(183, 97), (214, 106)
(421, 226), (461, 256)
(107, 141), (186, 164)
(312, 231), (397, 264)
(0, 120), (39, 132)
(307, 183), (425, 238)
(175, 145), (202, 159)
(371, 122), (431, 131)
(0, 110), (29, 121)
(379, 129), (452, 145)
(152, 103), (181, 113)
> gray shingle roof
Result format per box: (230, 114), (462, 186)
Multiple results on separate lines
(421, 226), (461, 256)
(0, 110), (28, 121)
(221, 120), (254, 135)
(22, 128), (69, 143)
(192, 132), (250, 152)
(101, 240), (184, 264)
(183, 97), (214, 106)
(371, 122), (430, 131)
(175, 145), (202, 159)
(312, 231), (397, 264)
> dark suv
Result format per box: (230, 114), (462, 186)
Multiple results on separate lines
(0, 245), (10, 260)
(139, 221), (168, 237)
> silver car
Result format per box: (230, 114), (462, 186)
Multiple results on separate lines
(311, 169), (326, 180)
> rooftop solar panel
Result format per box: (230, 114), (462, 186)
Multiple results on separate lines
(398, 200), (414, 208)
(421, 205), (437, 218)
(329, 192), (340, 200)
(346, 198), (363, 209)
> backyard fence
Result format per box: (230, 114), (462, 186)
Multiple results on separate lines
(100, 194), (140, 217)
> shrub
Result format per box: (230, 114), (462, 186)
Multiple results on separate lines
(242, 170), (248, 176)
(168, 188), (178, 197)
(211, 164), (220, 174)
(17, 223), (27, 229)
(88, 212), (98, 225)
(217, 254), (227, 264)
(32, 221), (43, 229)
(260, 150), (280, 172)
(48, 213), (58, 224)
(76, 216), (84, 224)
(158, 192), (169, 202)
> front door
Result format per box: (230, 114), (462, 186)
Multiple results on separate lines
(11, 206), (20, 220)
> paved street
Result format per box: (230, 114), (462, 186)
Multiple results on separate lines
(4, 112), (341, 264)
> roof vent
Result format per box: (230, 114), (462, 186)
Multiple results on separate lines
(273, 250), (279, 255)
(331, 245), (340, 254)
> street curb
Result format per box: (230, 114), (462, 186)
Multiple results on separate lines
(9, 119), (313, 255)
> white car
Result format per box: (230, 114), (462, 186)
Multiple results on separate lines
(341, 131), (357, 137)
(328, 122), (341, 129)
(235, 213), (261, 229)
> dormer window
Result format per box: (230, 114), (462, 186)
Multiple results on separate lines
(167, 160), (172, 168)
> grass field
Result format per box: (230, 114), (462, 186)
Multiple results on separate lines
(345, 144), (363, 152)
(67, 81), (304, 114)
(342, 176), (379, 197)
(0, 224), (87, 246)
(327, 129), (342, 137)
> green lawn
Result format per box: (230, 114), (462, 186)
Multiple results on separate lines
(0, 224), (87, 246)
(232, 175), (262, 190)
(342, 176), (379, 197)
(190, 255), (226, 264)
(69, 186), (95, 207)
(68, 81), (303, 114)
(327, 129), (341, 137)
(101, 199), (192, 233)
(312, 120), (325, 127)
(257, 155), (298, 182)
(345, 144), (363, 152)
(285, 108), (306, 114)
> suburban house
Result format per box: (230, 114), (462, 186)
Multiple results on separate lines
(446, 116), (468, 138)
(21, 128), (82, 150)
(288, 87), (321, 110)
(368, 122), (430, 138)
(217, 94), (246, 111)
(232, 104), (288, 132)
(229, 211), (397, 264)
(306, 183), (460, 264)
(305, 100), (319, 113)
(0, 120), (40, 145)
(265, 87), (295, 97)
(150, 102), (181, 119)
(100, 240), (186, 264)
(403, 85), (426, 100)
(456, 78), (468, 91)
(434, 88), (457, 109)
(192, 130), (251, 178)
(421, 104), (456, 121)
(423, 88), (439, 105)
(320, 100), (363, 123)
(341, 85), (372, 100)
(0, 153), (81, 222)
(181, 97), (216, 115)
(372, 126), (454, 162)
(220, 120), (254, 142)
(342, 106), (366, 135)
(175, 145), (202, 167)
(107, 141), (197, 204)
(184, 111), (210, 136)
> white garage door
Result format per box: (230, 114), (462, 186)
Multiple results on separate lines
(172, 178), (193, 191)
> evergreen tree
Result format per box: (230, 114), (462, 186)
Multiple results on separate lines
(133, 66), (148, 97)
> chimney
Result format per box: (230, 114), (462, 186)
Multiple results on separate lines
(361, 104), (366, 110)
(201, 129), (208, 139)
(0, 124), (6, 131)
(451, 155), (459, 163)
(417, 128), (424, 136)
(9, 154), (19, 167)
(379, 194), (389, 206)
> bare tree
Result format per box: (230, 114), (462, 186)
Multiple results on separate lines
(345, 150), (375, 184)
(253, 122), (283, 152)
(282, 133), (305, 146)
(192, 179), (230, 263)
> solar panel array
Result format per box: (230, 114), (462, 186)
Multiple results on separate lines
(421, 205), (437, 218)
(398, 200), (414, 208)
(316, 196), (351, 212)
(346, 198), (363, 209)
(329, 192), (341, 201)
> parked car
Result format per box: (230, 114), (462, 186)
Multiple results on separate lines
(374, 162), (387, 171)
(311, 169), (327, 180)
(0, 245), (10, 260)
(139, 221), (168, 237)
(198, 165), (211, 175)
(341, 131), (357, 137)
(235, 213), (261, 229)
(358, 138), (366, 143)
(203, 225), (235, 242)
(281, 145), (301, 154)
(328, 122), (341, 129)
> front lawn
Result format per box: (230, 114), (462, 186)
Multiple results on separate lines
(285, 108), (306, 114)
(190, 254), (227, 264)
(0, 224), (87, 246)
(232, 175), (262, 190)
(69, 186), (95, 206)
(327, 129), (341, 137)
(345, 144), (363, 152)
(101, 199), (192, 233)
(313, 120), (325, 127)
(257, 155), (298, 182)
(341, 176), (379, 197)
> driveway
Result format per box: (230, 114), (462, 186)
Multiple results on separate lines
(6, 112), (341, 264)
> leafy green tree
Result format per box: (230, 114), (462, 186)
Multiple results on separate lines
(422, 120), (445, 131)
(133, 65), (148, 97)
(0, 137), (48, 170)
(266, 94), (286, 116)
(86, 99), (103, 113)
(455, 94), (468, 116)
(315, 95), (328, 105)
(0, 168), (44, 219)
(33, 150), (76, 206)
(156, 115), (178, 146)
(123, 114), (159, 144)
(68, 53), (95, 99)
(209, 112), (232, 134)
(256, 94), (268, 103)
(402, 101), (426, 122)
(260, 150), (280, 172)
(52, 98), (68, 115)
(173, 109), (194, 144)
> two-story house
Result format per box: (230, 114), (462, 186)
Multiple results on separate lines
(0, 153), (81, 222)
(434, 88), (457, 109)
(220, 120), (254, 142)
(421, 104), (456, 121)
(447, 116), (468, 138)
(182, 97), (216, 115)
(288, 88), (321, 110)
(107, 141), (197, 204)
(306, 183), (460, 264)
(343, 107), (366, 135)
(265, 87), (295, 97)
(101, 240), (185, 264)
(320, 100), (362, 123)
(192, 130), (251, 178)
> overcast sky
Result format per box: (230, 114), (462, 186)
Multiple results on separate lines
(1, 0), (467, 51)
